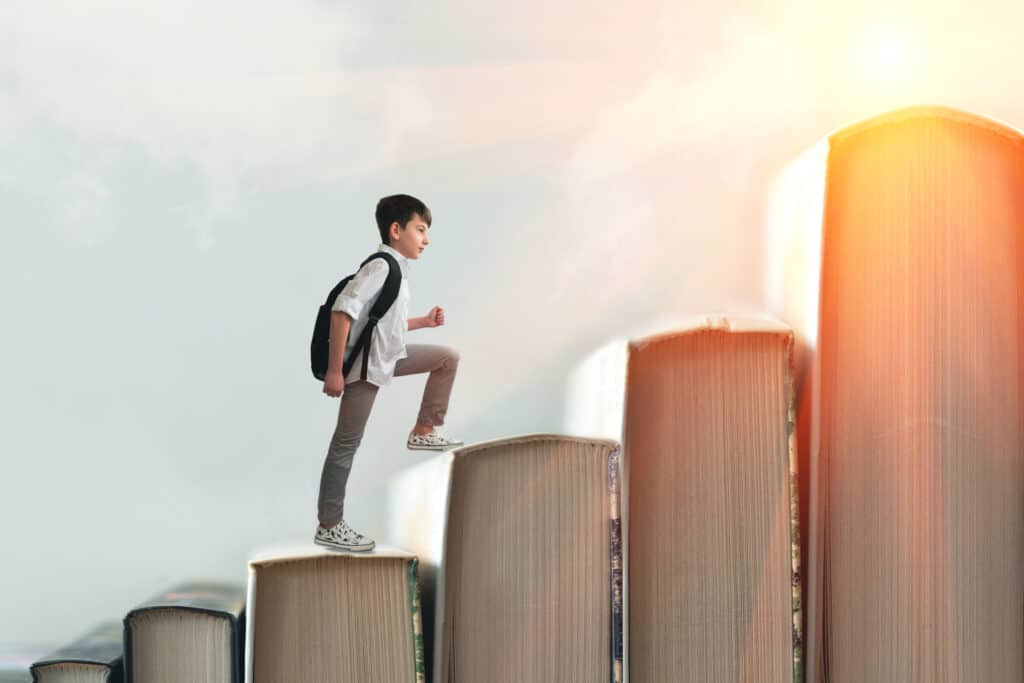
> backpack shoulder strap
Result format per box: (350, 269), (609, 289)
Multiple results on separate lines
(342, 252), (403, 379)
(365, 253), (402, 321)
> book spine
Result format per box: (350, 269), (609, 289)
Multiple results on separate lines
(786, 336), (804, 683)
(123, 616), (135, 683)
(408, 558), (425, 683)
(244, 572), (257, 683)
(609, 445), (623, 683)
(232, 613), (243, 683)
(105, 659), (124, 683)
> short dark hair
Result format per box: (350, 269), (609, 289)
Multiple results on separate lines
(375, 194), (432, 244)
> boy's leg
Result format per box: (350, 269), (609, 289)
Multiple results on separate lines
(393, 344), (460, 429)
(317, 379), (379, 527)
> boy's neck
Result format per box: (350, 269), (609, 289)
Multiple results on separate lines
(380, 243), (408, 261)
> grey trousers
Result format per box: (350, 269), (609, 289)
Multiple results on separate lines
(317, 343), (460, 527)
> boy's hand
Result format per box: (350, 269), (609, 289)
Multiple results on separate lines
(425, 306), (445, 328)
(323, 370), (345, 397)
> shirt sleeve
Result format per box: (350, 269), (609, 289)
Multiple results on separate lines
(332, 258), (389, 321)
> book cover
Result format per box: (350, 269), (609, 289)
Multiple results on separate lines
(124, 581), (246, 683)
(30, 622), (123, 683)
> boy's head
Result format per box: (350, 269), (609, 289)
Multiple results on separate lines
(375, 194), (432, 260)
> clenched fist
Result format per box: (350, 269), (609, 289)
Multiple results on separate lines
(425, 306), (445, 327)
(322, 370), (345, 397)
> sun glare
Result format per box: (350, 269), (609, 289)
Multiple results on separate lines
(861, 25), (917, 82)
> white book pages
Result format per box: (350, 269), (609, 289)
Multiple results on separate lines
(624, 326), (799, 683)
(765, 105), (1024, 683)
(246, 544), (422, 683)
(433, 435), (622, 683)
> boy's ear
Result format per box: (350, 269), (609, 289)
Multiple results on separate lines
(389, 221), (403, 242)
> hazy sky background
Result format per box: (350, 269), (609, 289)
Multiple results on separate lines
(4, 0), (1024, 644)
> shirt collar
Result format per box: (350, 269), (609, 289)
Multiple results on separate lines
(378, 243), (410, 276)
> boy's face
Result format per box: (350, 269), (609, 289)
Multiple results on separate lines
(388, 213), (430, 259)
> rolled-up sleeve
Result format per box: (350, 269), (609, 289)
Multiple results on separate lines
(332, 258), (389, 321)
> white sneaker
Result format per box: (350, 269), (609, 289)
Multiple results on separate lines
(314, 520), (375, 552)
(407, 429), (464, 451)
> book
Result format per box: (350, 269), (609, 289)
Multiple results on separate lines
(30, 622), (123, 683)
(392, 434), (623, 683)
(124, 581), (246, 683)
(607, 318), (801, 682)
(765, 105), (1024, 682)
(245, 544), (424, 683)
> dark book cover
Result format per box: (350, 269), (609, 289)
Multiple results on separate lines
(30, 622), (123, 682)
(124, 581), (245, 683)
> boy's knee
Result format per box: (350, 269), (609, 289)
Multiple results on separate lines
(445, 347), (460, 366)
(329, 431), (365, 457)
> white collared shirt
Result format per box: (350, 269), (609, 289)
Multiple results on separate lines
(331, 244), (410, 387)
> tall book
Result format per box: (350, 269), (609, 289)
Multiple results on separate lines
(765, 106), (1024, 682)
(124, 581), (246, 683)
(616, 318), (801, 683)
(391, 434), (623, 683)
(30, 622), (123, 683)
(245, 544), (424, 683)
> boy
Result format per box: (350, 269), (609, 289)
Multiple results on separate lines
(315, 194), (462, 552)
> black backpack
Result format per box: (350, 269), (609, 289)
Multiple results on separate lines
(310, 252), (402, 381)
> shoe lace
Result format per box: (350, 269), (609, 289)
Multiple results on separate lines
(339, 520), (364, 540)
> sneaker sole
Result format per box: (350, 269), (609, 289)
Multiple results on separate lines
(407, 442), (464, 451)
(313, 536), (375, 553)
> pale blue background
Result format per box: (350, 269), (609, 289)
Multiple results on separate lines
(3, 0), (1022, 644)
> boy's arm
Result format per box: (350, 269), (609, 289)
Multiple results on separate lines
(409, 306), (444, 331)
(322, 311), (351, 397)
(327, 311), (353, 375)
